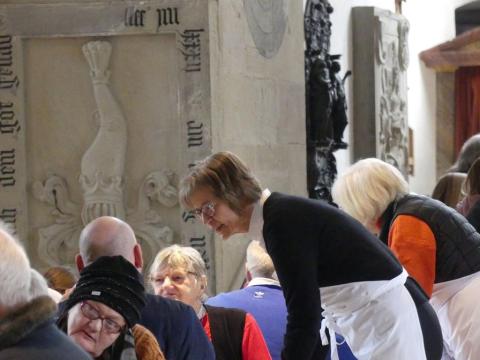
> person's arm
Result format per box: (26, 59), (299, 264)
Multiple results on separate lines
(132, 324), (166, 360)
(264, 211), (323, 360)
(241, 313), (272, 360)
(388, 215), (436, 297)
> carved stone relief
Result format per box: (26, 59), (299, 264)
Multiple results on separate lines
(353, 7), (409, 178)
(244, 0), (288, 58)
(31, 40), (176, 266)
(376, 15), (409, 177)
(80, 41), (127, 224)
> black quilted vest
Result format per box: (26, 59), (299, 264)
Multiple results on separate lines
(379, 194), (480, 283)
(204, 305), (245, 360)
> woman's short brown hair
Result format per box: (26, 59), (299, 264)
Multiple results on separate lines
(179, 151), (262, 214)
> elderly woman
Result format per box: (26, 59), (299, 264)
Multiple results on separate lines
(333, 157), (480, 360)
(149, 245), (271, 360)
(57, 256), (164, 360)
(179, 151), (441, 360)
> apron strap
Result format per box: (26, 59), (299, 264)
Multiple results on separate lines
(320, 315), (340, 360)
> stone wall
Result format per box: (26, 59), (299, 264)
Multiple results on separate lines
(0, 0), (306, 293)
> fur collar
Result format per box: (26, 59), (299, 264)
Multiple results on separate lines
(0, 296), (57, 349)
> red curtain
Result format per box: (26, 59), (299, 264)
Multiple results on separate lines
(455, 66), (480, 155)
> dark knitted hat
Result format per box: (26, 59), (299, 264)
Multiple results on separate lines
(66, 256), (146, 327)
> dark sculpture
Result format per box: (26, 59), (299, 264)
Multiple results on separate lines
(305, 0), (351, 202)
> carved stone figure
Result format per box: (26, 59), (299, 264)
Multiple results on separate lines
(32, 41), (176, 266)
(305, 0), (350, 201)
(307, 145), (337, 202)
(80, 41), (127, 224)
(309, 58), (333, 145)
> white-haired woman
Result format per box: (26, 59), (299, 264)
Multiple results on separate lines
(149, 245), (271, 360)
(333, 157), (480, 360)
(179, 151), (440, 360)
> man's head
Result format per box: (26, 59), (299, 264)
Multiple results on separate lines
(245, 240), (276, 282)
(0, 222), (31, 313)
(76, 216), (142, 272)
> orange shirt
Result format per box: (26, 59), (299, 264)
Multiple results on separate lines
(388, 214), (437, 297)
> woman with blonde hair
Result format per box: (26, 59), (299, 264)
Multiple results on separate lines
(149, 245), (271, 360)
(333, 157), (480, 360)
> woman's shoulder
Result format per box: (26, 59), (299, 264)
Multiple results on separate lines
(132, 324), (165, 360)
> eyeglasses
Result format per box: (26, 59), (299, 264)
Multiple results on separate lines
(190, 201), (216, 221)
(151, 270), (198, 286)
(80, 301), (125, 334)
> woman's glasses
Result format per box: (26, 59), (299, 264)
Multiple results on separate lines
(151, 270), (198, 286)
(190, 201), (216, 221)
(80, 301), (125, 334)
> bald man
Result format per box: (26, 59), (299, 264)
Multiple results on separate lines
(75, 216), (215, 360)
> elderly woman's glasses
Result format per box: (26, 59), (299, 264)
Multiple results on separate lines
(80, 301), (125, 334)
(151, 270), (198, 286)
(190, 201), (215, 221)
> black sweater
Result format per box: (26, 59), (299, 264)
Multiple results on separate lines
(262, 192), (403, 360)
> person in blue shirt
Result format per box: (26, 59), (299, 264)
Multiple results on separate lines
(207, 240), (286, 360)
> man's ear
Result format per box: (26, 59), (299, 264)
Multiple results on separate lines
(133, 244), (144, 270)
(246, 269), (253, 283)
(75, 254), (85, 272)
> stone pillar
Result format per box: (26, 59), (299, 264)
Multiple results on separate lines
(209, 1), (306, 292)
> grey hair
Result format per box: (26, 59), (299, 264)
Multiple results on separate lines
(149, 245), (208, 301)
(332, 158), (409, 228)
(28, 269), (49, 300)
(0, 221), (32, 308)
(149, 245), (207, 278)
(246, 241), (275, 279)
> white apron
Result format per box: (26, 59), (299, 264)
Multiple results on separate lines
(319, 269), (426, 360)
(430, 271), (480, 360)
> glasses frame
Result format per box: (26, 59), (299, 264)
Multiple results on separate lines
(79, 301), (126, 334)
(150, 270), (199, 287)
(190, 201), (216, 221)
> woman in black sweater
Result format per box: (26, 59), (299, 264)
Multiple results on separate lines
(179, 151), (441, 360)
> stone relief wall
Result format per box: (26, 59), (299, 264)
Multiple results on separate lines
(0, 1), (214, 287)
(353, 7), (410, 177)
(0, 0), (306, 293)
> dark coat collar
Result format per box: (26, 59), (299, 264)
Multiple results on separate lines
(0, 296), (57, 349)
(378, 200), (397, 245)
